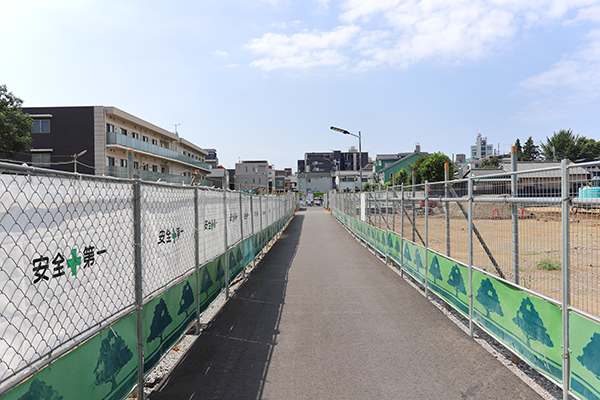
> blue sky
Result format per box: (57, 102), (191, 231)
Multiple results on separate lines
(3, 0), (600, 171)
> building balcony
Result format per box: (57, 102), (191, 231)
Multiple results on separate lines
(105, 166), (212, 186)
(106, 132), (212, 172)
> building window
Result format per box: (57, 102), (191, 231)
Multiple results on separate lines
(161, 166), (166, 173)
(32, 120), (50, 133)
(106, 156), (115, 167)
(134, 161), (139, 169)
(106, 124), (114, 133)
(120, 159), (127, 167)
(31, 152), (51, 165)
(120, 128), (127, 135)
(152, 165), (157, 172)
(152, 139), (157, 145)
(132, 132), (139, 139)
(143, 164), (149, 171)
(143, 136), (148, 142)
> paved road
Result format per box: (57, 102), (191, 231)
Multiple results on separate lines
(151, 207), (542, 400)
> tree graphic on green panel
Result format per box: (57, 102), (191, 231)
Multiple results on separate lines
(229, 250), (237, 276)
(414, 249), (423, 271)
(18, 379), (63, 400)
(216, 258), (224, 281)
(475, 278), (504, 319)
(395, 238), (401, 254)
(147, 298), (173, 351)
(447, 265), (466, 297)
(512, 297), (553, 348)
(388, 233), (393, 248)
(200, 266), (213, 294)
(577, 333), (600, 379)
(404, 244), (412, 262)
(93, 329), (133, 392)
(429, 255), (443, 284)
(178, 281), (194, 317)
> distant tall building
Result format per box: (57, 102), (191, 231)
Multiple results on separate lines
(297, 149), (368, 174)
(205, 148), (218, 169)
(470, 133), (494, 159)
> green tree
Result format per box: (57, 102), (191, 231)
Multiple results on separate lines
(93, 329), (133, 392)
(540, 129), (584, 161)
(407, 156), (426, 184)
(522, 136), (540, 161)
(417, 152), (456, 183)
(394, 169), (409, 186)
(0, 84), (33, 158)
(481, 156), (499, 168)
(579, 138), (600, 161)
(514, 138), (524, 161)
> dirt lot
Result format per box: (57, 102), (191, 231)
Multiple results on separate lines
(367, 202), (600, 317)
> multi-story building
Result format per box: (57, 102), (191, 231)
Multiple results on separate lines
(470, 133), (494, 159)
(205, 148), (218, 169)
(235, 160), (269, 193)
(297, 149), (369, 174)
(19, 106), (211, 184)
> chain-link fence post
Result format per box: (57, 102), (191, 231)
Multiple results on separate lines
(445, 163), (450, 257)
(468, 175), (474, 338)
(400, 184), (405, 279)
(385, 186), (390, 265)
(561, 159), (571, 399)
(223, 188), (230, 299)
(259, 195), (264, 258)
(425, 181), (429, 299)
(412, 172), (416, 242)
(239, 192), (245, 279)
(133, 178), (145, 398)
(194, 188), (201, 334)
(511, 146), (519, 285)
(250, 193), (255, 269)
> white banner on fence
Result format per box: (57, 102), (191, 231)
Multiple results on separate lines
(140, 184), (196, 297)
(0, 175), (135, 382)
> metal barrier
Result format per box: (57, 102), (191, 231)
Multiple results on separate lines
(0, 161), (295, 399)
(330, 159), (600, 400)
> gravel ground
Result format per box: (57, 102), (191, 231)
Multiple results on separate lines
(129, 217), (572, 400)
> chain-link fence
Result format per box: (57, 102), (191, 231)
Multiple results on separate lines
(0, 161), (295, 398)
(330, 159), (600, 400)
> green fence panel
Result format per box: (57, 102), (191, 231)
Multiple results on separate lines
(570, 311), (600, 400)
(199, 255), (226, 314)
(402, 240), (426, 284)
(388, 231), (402, 265)
(228, 242), (244, 283)
(143, 273), (198, 374)
(1, 312), (138, 400)
(427, 251), (469, 316)
(243, 237), (254, 267)
(373, 227), (386, 255)
(471, 268), (562, 383)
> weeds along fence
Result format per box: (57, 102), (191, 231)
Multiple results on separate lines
(0, 161), (296, 400)
(330, 159), (600, 400)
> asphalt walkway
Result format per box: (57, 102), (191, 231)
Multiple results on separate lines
(150, 207), (542, 400)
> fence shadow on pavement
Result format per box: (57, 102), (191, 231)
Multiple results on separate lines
(150, 214), (304, 400)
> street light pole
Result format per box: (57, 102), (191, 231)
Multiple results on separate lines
(330, 126), (362, 192)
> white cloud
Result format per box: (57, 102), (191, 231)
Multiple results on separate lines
(245, 0), (600, 71)
(519, 29), (600, 102)
(213, 50), (228, 57)
(245, 25), (361, 70)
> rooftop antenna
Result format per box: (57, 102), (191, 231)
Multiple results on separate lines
(172, 123), (181, 135)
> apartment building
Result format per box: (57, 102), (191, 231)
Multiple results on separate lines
(20, 106), (211, 185)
